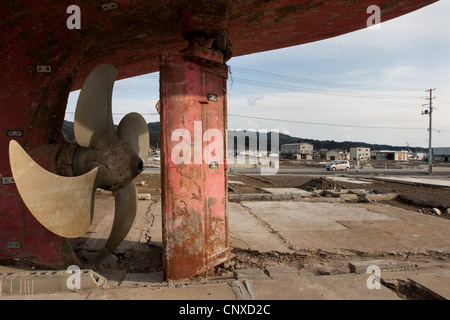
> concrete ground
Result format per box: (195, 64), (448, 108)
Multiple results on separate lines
(368, 175), (450, 188)
(1, 189), (450, 300)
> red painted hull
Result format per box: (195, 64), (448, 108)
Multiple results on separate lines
(0, 1), (437, 88)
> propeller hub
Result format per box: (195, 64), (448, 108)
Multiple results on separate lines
(73, 141), (143, 191)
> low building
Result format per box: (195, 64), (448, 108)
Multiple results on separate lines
(350, 147), (370, 161)
(314, 148), (328, 160)
(281, 142), (313, 160)
(409, 151), (426, 160)
(326, 149), (349, 161)
(432, 147), (450, 162)
(374, 150), (408, 161)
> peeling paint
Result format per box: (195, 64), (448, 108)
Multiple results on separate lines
(161, 50), (233, 280)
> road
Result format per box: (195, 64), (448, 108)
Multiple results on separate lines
(145, 162), (450, 176)
(233, 167), (450, 176)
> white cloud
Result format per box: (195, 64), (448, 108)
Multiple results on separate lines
(247, 96), (264, 107)
(343, 68), (373, 78)
(381, 65), (415, 80)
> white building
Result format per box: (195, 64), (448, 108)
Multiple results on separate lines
(281, 142), (313, 160)
(350, 147), (370, 161)
(409, 152), (426, 160)
(374, 150), (408, 161)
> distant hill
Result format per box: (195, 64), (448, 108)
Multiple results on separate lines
(62, 120), (426, 152)
(227, 130), (426, 153)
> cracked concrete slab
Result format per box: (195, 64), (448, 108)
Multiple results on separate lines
(109, 200), (162, 251)
(371, 176), (450, 188)
(83, 198), (116, 250)
(327, 176), (372, 184)
(234, 268), (271, 281)
(253, 273), (401, 300)
(380, 268), (450, 300)
(260, 188), (314, 197)
(119, 272), (164, 288)
(348, 260), (420, 274)
(229, 203), (293, 253)
(73, 199), (160, 253)
(266, 266), (300, 279)
(407, 269), (450, 300)
(88, 281), (237, 300)
(241, 201), (397, 232)
(240, 201), (450, 253)
(229, 280), (260, 300)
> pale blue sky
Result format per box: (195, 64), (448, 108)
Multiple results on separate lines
(67, 0), (450, 148)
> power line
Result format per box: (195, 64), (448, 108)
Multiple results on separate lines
(64, 111), (449, 132)
(229, 66), (424, 92)
(437, 88), (450, 95)
(64, 110), (450, 134)
(228, 113), (427, 130)
(231, 76), (419, 100)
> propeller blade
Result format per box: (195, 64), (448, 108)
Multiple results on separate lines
(89, 181), (137, 265)
(9, 140), (98, 238)
(74, 64), (119, 150)
(117, 112), (150, 165)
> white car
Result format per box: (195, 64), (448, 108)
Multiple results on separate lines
(326, 160), (350, 171)
(153, 155), (160, 161)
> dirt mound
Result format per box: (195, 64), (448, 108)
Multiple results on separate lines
(298, 177), (346, 191)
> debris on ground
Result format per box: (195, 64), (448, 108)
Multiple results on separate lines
(297, 177), (347, 192)
(419, 207), (449, 218)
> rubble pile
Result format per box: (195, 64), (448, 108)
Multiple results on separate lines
(298, 177), (346, 192)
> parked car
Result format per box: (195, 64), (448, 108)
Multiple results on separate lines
(326, 160), (350, 171)
(153, 155), (160, 161)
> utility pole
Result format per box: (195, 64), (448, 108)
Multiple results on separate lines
(422, 89), (435, 175)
